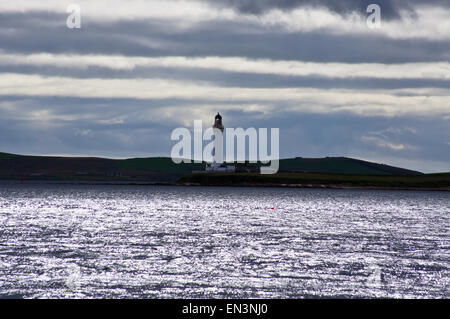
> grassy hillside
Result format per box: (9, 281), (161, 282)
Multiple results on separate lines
(117, 157), (204, 175)
(279, 157), (421, 175)
(0, 152), (441, 187)
(0, 153), (201, 182)
(117, 156), (423, 176)
(0, 152), (20, 160)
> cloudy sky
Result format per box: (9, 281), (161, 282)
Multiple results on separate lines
(0, 0), (449, 172)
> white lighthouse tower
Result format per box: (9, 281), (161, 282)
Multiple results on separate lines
(212, 112), (224, 170)
(206, 113), (235, 172)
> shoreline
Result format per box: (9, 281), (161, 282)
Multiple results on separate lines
(177, 172), (450, 192)
(1, 179), (448, 191)
(177, 182), (450, 191)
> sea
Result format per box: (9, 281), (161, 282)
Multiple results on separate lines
(0, 181), (448, 298)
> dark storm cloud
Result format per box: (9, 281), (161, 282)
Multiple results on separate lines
(1, 12), (450, 64)
(204, 0), (449, 19)
(2, 64), (450, 91)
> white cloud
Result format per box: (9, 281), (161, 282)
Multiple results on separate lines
(1, 1), (449, 40)
(368, 127), (417, 137)
(2, 52), (450, 81)
(361, 127), (420, 152)
(255, 6), (450, 40)
(0, 0), (237, 28)
(0, 72), (448, 118)
(361, 135), (414, 151)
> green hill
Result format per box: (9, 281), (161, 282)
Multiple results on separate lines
(0, 152), (20, 160)
(117, 156), (422, 176)
(278, 157), (420, 175)
(0, 151), (442, 186)
(117, 157), (204, 174)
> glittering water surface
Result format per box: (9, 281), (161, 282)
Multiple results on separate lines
(0, 182), (448, 298)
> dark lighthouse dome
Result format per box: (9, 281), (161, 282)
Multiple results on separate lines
(213, 112), (224, 131)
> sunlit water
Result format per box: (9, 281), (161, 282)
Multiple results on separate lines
(0, 181), (448, 298)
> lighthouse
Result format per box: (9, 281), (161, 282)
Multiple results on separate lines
(206, 113), (235, 172)
(213, 112), (224, 132)
(212, 113), (224, 170)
